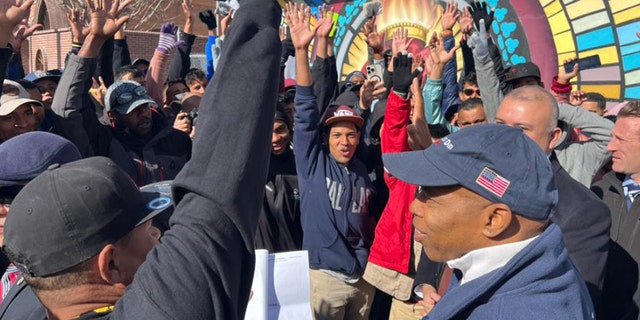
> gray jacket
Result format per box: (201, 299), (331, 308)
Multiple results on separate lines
(474, 54), (612, 186)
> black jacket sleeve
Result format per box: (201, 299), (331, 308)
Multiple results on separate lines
(311, 55), (338, 112)
(113, 37), (132, 72)
(111, 1), (283, 319)
(168, 31), (197, 81)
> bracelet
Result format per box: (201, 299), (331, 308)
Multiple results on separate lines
(72, 42), (83, 48)
(441, 30), (453, 37)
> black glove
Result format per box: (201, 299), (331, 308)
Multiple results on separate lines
(392, 52), (413, 98)
(199, 10), (217, 30)
(281, 39), (295, 67)
(469, 1), (494, 32)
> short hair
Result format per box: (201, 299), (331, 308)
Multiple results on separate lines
(458, 98), (483, 111)
(618, 101), (640, 118)
(504, 86), (559, 133)
(583, 92), (606, 111)
(115, 66), (144, 81)
(185, 68), (207, 86)
(163, 79), (189, 101)
(428, 124), (450, 139)
(461, 72), (478, 87)
(279, 90), (295, 105)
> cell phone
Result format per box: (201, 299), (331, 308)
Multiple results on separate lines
(215, 2), (232, 16)
(366, 64), (384, 83)
(564, 55), (601, 73)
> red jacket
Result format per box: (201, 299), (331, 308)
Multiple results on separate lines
(367, 91), (417, 273)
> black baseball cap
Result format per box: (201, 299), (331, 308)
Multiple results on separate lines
(504, 62), (541, 83)
(3, 157), (173, 277)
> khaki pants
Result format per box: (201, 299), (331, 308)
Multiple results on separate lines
(309, 269), (376, 320)
(388, 297), (425, 320)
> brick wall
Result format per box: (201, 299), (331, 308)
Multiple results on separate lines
(25, 28), (208, 74)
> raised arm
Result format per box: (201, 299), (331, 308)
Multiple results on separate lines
(422, 33), (459, 133)
(311, 5), (337, 112)
(115, 0), (282, 318)
(168, 0), (197, 81)
(146, 22), (181, 107)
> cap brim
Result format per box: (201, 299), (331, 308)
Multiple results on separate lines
(136, 180), (174, 226)
(324, 116), (364, 129)
(32, 76), (61, 84)
(382, 150), (460, 187)
(117, 98), (157, 115)
(0, 98), (43, 116)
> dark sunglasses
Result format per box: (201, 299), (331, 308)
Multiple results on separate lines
(462, 88), (480, 96)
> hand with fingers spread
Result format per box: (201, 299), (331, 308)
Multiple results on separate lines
(429, 33), (460, 66)
(316, 5), (335, 39)
(66, 7), (88, 44)
(362, 16), (382, 53)
(459, 6), (474, 36)
(392, 27), (412, 57)
(441, 1), (460, 32)
(466, 19), (489, 58)
(392, 51), (421, 98)
(0, 0), (37, 46)
(85, 0), (130, 40)
(286, 2), (318, 51)
(156, 21), (183, 54)
(9, 18), (42, 53)
(199, 9), (217, 31)
(469, 0), (494, 32)
(559, 57), (579, 85)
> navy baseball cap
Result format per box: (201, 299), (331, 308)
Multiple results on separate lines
(105, 80), (157, 115)
(383, 124), (557, 220)
(0, 132), (81, 186)
(24, 69), (63, 84)
(3, 157), (173, 277)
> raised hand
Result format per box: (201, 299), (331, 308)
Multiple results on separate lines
(570, 90), (587, 106)
(558, 57), (579, 85)
(429, 33), (459, 66)
(316, 5), (335, 39)
(392, 27), (412, 57)
(89, 76), (107, 106)
(441, 1), (460, 32)
(286, 2), (318, 51)
(85, 0), (130, 39)
(466, 19), (488, 58)
(0, 0), (36, 46)
(362, 16), (382, 53)
(459, 6), (474, 36)
(156, 21), (183, 54)
(219, 8), (234, 36)
(9, 18), (42, 52)
(66, 7), (88, 43)
(181, 0), (197, 34)
(199, 9), (217, 31)
(469, 0), (493, 32)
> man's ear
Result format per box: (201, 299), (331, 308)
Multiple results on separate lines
(549, 127), (562, 150)
(481, 203), (513, 239)
(97, 244), (125, 285)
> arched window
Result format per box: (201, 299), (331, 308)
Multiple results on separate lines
(36, 0), (49, 30)
(35, 49), (46, 71)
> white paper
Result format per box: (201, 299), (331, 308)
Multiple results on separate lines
(245, 250), (312, 320)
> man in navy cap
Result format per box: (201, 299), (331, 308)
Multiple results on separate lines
(383, 124), (594, 319)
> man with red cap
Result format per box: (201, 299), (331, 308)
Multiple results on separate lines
(288, 3), (377, 319)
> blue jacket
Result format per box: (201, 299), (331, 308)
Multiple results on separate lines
(294, 86), (376, 278)
(423, 224), (594, 320)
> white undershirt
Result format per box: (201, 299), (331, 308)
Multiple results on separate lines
(447, 235), (539, 285)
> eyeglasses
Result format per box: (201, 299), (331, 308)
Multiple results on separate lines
(116, 85), (148, 105)
(0, 185), (24, 207)
(462, 88), (481, 96)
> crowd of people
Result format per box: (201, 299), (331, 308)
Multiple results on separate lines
(0, 0), (639, 319)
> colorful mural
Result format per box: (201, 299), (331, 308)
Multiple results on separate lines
(285, 0), (640, 102)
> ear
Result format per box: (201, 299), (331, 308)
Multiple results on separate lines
(481, 203), (512, 238)
(97, 244), (127, 285)
(548, 127), (562, 150)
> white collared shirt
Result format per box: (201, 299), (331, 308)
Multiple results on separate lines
(447, 235), (539, 285)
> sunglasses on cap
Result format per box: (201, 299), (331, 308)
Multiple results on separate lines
(462, 88), (480, 96)
(116, 85), (149, 105)
(0, 185), (24, 207)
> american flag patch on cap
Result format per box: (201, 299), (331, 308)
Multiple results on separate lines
(476, 167), (510, 197)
